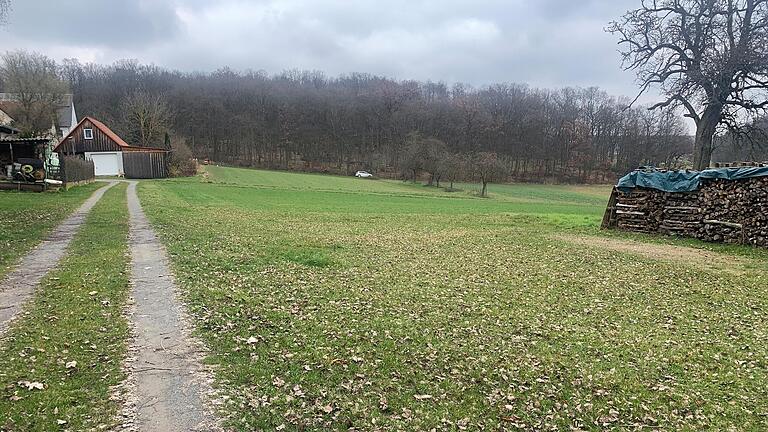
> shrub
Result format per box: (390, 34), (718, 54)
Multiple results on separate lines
(168, 137), (197, 177)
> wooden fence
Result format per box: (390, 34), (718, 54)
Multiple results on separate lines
(123, 151), (168, 179)
(60, 156), (95, 184)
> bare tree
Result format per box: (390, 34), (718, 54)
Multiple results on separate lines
(0, 0), (10, 25)
(609, 0), (768, 170)
(0, 50), (68, 136)
(473, 152), (507, 197)
(120, 90), (172, 147)
(422, 137), (448, 186)
(442, 153), (467, 190)
(402, 132), (429, 182)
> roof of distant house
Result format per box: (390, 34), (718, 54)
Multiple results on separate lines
(56, 94), (76, 129)
(0, 105), (13, 122)
(0, 124), (19, 134)
(0, 137), (51, 146)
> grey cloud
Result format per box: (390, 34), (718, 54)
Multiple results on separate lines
(5, 0), (180, 48)
(1, 0), (652, 100)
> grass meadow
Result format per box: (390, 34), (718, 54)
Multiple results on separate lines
(0, 183), (130, 431)
(136, 166), (768, 431)
(0, 184), (100, 280)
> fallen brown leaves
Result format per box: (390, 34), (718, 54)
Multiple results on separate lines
(139, 178), (768, 431)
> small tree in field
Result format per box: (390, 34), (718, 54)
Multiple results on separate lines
(402, 132), (429, 182)
(472, 152), (507, 197)
(442, 153), (467, 191)
(402, 132), (451, 185)
(422, 138), (448, 187)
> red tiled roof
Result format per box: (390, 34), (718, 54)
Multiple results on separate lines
(88, 117), (131, 147)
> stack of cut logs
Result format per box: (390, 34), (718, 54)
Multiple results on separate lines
(611, 176), (768, 247)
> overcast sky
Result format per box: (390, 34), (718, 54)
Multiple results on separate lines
(1, 0), (649, 99)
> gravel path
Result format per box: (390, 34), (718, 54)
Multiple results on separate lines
(123, 181), (220, 432)
(0, 181), (117, 336)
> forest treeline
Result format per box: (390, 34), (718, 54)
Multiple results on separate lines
(4, 55), (695, 182)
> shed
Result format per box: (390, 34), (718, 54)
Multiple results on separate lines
(0, 124), (19, 138)
(54, 117), (168, 178)
(0, 137), (51, 168)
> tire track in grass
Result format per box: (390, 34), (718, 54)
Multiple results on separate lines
(121, 181), (220, 431)
(554, 233), (759, 274)
(0, 182), (130, 430)
(0, 181), (118, 336)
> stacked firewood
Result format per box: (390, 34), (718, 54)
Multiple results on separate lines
(611, 176), (768, 248)
(697, 176), (768, 247)
(614, 191), (653, 233)
(659, 192), (701, 237)
(615, 189), (698, 235)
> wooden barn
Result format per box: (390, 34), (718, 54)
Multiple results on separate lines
(54, 117), (168, 179)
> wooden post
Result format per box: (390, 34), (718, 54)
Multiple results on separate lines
(601, 187), (619, 229)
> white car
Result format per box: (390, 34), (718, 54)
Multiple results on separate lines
(355, 171), (374, 178)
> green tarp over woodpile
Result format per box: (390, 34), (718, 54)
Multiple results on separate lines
(617, 167), (768, 193)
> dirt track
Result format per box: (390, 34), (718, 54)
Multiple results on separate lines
(122, 181), (220, 431)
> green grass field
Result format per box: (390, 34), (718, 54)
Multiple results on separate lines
(0, 184), (100, 280)
(137, 167), (768, 431)
(0, 183), (130, 431)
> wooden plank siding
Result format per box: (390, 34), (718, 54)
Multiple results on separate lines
(123, 151), (168, 179)
(56, 118), (123, 154)
(55, 116), (170, 179)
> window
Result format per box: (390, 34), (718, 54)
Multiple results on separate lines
(83, 128), (94, 140)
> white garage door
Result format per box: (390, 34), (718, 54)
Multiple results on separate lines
(90, 153), (121, 176)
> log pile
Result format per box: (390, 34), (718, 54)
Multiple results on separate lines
(607, 176), (768, 248)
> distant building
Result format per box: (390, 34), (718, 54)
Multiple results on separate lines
(54, 117), (169, 178)
(0, 106), (13, 126)
(55, 94), (78, 138)
(0, 93), (78, 138)
(0, 93), (79, 169)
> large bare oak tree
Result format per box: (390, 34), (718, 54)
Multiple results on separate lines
(609, 0), (768, 169)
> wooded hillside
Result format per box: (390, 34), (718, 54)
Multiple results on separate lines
(58, 60), (692, 182)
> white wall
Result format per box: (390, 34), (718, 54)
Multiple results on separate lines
(85, 151), (124, 176)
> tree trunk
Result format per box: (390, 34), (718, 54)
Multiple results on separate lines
(693, 105), (722, 170)
(481, 181), (488, 197)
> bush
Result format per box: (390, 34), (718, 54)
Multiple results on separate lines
(168, 137), (197, 177)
